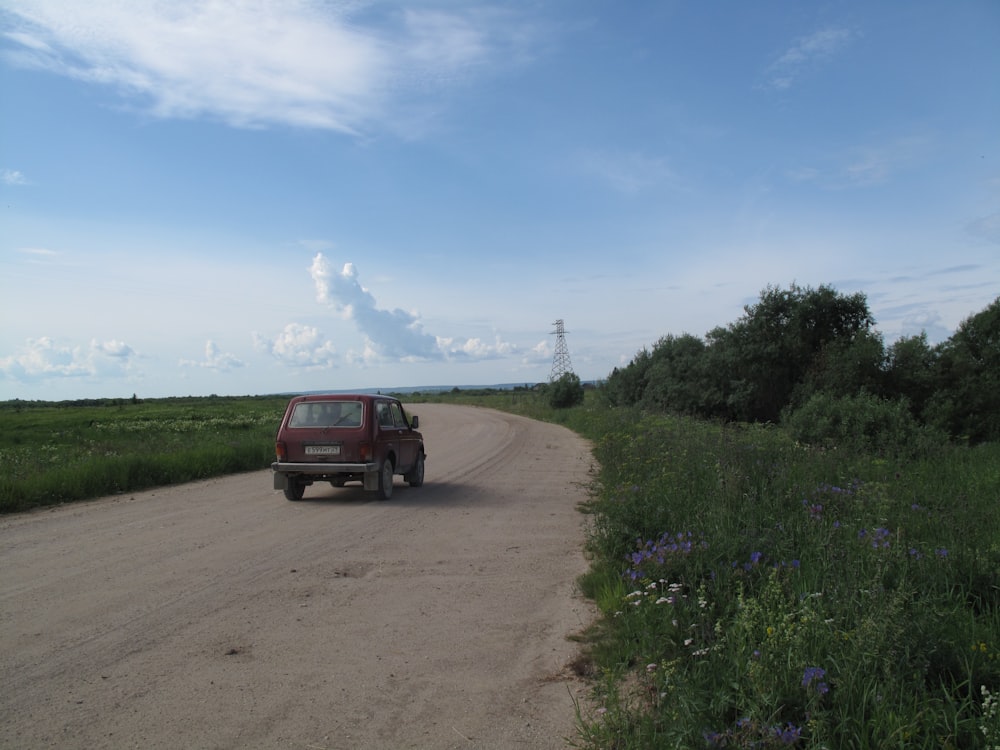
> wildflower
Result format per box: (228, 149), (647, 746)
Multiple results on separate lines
(646, 663), (658, 672)
(655, 596), (673, 605)
(773, 723), (802, 743)
(936, 548), (949, 558)
(802, 666), (830, 695)
(684, 638), (694, 647)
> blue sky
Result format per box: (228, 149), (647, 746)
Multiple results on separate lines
(2, 1), (998, 400)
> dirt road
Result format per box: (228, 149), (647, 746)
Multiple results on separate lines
(0, 404), (597, 749)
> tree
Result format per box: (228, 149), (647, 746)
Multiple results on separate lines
(640, 334), (709, 415)
(602, 348), (652, 407)
(883, 333), (937, 417)
(711, 284), (876, 422)
(549, 372), (585, 409)
(925, 297), (1000, 443)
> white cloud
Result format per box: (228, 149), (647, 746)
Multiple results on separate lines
(310, 253), (441, 361)
(253, 324), (338, 369)
(308, 252), (522, 364)
(2, 168), (28, 185)
(1, 1), (532, 135)
(0, 337), (137, 382)
(763, 27), (854, 90)
(437, 334), (515, 359)
(179, 340), (244, 371)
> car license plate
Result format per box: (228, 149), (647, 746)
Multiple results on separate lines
(305, 445), (341, 456)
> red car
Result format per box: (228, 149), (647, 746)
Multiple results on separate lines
(272, 394), (425, 501)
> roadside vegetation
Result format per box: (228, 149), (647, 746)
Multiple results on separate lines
(0, 395), (286, 513)
(416, 288), (1000, 747)
(2, 285), (997, 747)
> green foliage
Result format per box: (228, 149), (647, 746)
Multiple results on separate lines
(548, 372), (585, 408)
(925, 297), (1000, 444)
(601, 286), (999, 445)
(639, 334), (709, 415)
(884, 332), (938, 418)
(783, 390), (945, 458)
(566, 404), (1000, 749)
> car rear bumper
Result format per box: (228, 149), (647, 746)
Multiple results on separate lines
(272, 461), (380, 491)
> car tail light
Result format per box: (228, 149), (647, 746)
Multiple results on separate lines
(359, 441), (371, 462)
(275, 441), (287, 461)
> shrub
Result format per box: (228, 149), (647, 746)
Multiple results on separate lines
(549, 372), (585, 409)
(782, 391), (943, 457)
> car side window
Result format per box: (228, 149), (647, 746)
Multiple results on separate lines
(389, 402), (407, 428)
(376, 401), (395, 428)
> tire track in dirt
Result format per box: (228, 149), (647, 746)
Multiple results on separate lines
(0, 404), (596, 750)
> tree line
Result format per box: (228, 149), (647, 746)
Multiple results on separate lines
(602, 284), (999, 446)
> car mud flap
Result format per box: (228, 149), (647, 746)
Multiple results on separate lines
(273, 473), (288, 490)
(363, 470), (379, 491)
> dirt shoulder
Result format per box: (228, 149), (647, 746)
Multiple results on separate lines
(0, 404), (597, 749)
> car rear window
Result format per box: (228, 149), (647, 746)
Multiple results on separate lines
(288, 401), (363, 428)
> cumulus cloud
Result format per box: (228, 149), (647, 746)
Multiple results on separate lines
(1, 1), (533, 135)
(763, 27), (854, 90)
(309, 253), (441, 361)
(0, 337), (137, 382)
(308, 252), (517, 364)
(253, 323), (337, 369)
(179, 340), (244, 371)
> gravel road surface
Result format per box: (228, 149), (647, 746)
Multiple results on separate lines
(0, 404), (596, 749)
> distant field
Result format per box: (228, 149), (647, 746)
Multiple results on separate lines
(0, 396), (289, 513)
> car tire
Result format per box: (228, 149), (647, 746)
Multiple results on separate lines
(377, 458), (394, 501)
(284, 480), (305, 501)
(405, 452), (425, 487)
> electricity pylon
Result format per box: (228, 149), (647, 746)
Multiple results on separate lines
(549, 319), (574, 381)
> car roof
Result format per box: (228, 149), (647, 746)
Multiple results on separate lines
(286, 393), (395, 403)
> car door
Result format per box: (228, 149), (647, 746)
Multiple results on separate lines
(388, 401), (419, 471)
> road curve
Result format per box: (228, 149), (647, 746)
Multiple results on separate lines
(0, 404), (596, 750)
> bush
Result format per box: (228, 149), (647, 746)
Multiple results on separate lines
(549, 372), (585, 409)
(782, 391), (944, 457)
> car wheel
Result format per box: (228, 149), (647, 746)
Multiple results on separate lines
(284, 481), (305, 501)
(377, 458), (394, 501)
(405, 452), (425, 487)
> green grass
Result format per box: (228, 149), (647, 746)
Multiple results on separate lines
(0, 395), (288, 513)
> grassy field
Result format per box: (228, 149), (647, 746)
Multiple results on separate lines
(2, 389), (997, 747)
(0, 395), (288, 514)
